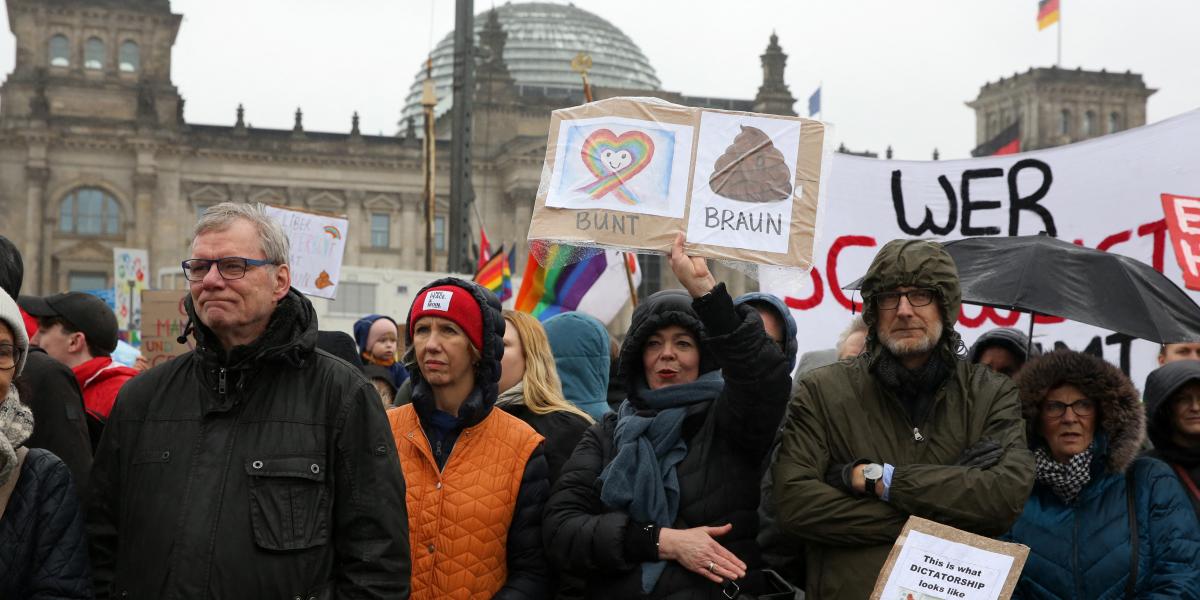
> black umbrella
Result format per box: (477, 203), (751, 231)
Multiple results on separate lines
(845, 235), (1200, 347)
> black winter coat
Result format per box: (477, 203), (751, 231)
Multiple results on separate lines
(0, 448), (93, 599)
(543, 284), (792, 599)
(499, 399), (591, 486)
(86, 289), (411, 599)
(23, 349), (93, 494)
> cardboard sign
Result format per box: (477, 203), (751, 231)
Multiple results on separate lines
(264, 205), (349, 299)
(872, 517), (1029, 600)
(112, 247), (149, 344)
(761, 108), (1200, 387)
(529, 97), (831, 271)
(1161, 193), (1200, 291)
(139, 290), (190, 367)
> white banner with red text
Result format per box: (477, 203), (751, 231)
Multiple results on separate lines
(761, 108), (1200, 389)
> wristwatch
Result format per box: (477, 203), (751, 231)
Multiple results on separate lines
(863, 463), (884, 498)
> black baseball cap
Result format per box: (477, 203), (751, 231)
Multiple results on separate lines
(19, 292), (119, 354)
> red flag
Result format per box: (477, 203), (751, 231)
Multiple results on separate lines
(477, 228), (492, 270)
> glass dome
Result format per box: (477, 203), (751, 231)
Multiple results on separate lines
(401, 2), (661, 125)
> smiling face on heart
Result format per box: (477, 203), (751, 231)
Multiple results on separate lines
(600, 149), (633, 173)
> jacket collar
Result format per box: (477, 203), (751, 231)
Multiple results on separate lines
(185, 287), (316, 370)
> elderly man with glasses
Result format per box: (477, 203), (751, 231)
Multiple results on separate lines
(770, 239), (1035, 599)
(87, 202), (411, 599)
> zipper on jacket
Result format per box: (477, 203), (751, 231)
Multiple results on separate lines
(912, 427), (925, 442)
(218, 367), (227, 396)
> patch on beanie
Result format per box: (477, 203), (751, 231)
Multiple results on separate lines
(423, 290), (453, 312)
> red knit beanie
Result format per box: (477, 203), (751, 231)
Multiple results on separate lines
(408, 285), (484, 350)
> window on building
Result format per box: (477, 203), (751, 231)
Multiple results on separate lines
(370, 213), (390, 248)
(1059, 109), (1071, 136)
(49, 34), (70, 67)
(60, 188), (121, 235)
(434, 216), (446, 251)
(1109, 112), (1121, 133)
(84, 37), (105, 70)
(1083, 111), (1095, 136)
(68, 271), (108, 292)
(330, 281), (376, 315)
(119, 40), (140, 72)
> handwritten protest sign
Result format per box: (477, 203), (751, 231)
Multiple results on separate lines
(529, 96), (832, 271)
(1161, 193), (1200, 291)
(761, 108), (1200, 388)
(264, 205), (348, 299)
(139, 290), (189, 367)
(112, 248), (148, 344)
(872, 517), (1028, 600)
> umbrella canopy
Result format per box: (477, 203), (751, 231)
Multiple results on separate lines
(845, 235), (1200, 344)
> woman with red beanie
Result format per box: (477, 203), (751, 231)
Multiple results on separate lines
(387, 277), (550, 600)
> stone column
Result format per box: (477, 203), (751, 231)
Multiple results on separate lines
(24, 164), (49, 294)
(401, 195), (420, 270)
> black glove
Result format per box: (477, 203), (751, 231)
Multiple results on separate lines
(823, 459), (872, 496)
(955, 439), (1004, 469)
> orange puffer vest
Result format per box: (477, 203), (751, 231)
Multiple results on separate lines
(388, 403), (543, 600)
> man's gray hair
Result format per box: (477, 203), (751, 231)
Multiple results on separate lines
(835, 314), (868, 354)
(193, 202), (290, 265)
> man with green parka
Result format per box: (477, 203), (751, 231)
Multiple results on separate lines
(772, 239), (1035, 599)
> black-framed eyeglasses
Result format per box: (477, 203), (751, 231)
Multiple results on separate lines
(181, 257), (276, 282)
(0, 343), (23, 371)
(875, 288), (938, 310)
(1043, 398), (1096, 418)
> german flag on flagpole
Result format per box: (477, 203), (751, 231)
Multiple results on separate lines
(474, 244), (512, 301)
(1038, 0), (1060, 30)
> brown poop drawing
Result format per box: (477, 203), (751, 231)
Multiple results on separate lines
(315, 270), (333, 289)
(708, 125), (793, 202)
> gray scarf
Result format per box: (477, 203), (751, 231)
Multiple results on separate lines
(598, 370), (724, 594)
(1035, 445), (1094, 505)
(0, 385), (34, 488)
(496, 381), (524, 408)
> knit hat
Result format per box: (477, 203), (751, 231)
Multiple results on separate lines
(408, 285), (484, 350)
(0, 288), (29, 376)
(352, 314), (398, 355)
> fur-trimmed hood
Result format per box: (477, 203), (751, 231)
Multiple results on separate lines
(403, 277), (505, 429)
(1016, 350), (1145, 474)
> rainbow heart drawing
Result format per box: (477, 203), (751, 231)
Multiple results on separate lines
(576, 129), (655, 204)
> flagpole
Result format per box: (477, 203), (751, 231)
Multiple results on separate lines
(573, 51), (638, 308)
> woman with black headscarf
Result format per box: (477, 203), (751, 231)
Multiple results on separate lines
(543, 235), (793, 599)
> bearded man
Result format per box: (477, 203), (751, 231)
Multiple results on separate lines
(770, 239), (1035, 599)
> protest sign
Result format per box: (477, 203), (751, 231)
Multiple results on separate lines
(529, 96), (832, 271)
(113, 247), (148, 344)
(139, 289), (189, 367)
(761, 108), (1200, 388)
(872, 517), (1028, 600)
(264, 205), (348, 299)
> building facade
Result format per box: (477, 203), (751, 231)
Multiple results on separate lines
(0, 0), (795, 320)
(967, 66), (1155, 154)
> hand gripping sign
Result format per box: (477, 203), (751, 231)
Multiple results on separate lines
(528, 97), (833, 272)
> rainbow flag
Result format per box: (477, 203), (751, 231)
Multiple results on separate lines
(1038, 0), (1060, 30)
(515, 244), (640, 323)
(474, 244), (512, 301)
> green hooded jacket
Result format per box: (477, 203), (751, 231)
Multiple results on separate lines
(772, 239), (1035, 599)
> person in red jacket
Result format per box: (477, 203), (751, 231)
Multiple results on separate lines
(21, 292), (136, 447)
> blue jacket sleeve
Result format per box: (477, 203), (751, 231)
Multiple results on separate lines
(1139, 458), (1200, 599)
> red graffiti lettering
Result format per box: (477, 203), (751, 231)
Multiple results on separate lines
(1097, 230), (1132, 252)
(1138, 219), (1167, 273)
(784, 267), (824, 310)
(828, 235), (875, 312)
(958, 305), (1022, 329)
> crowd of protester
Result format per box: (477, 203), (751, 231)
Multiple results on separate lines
(1, 202), (1199, 599)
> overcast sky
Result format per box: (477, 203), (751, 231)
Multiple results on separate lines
(1, 0), (1196, 159)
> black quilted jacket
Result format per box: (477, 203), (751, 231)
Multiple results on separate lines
(543, 284), (792, 599)
(0, 448), (93, 599)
